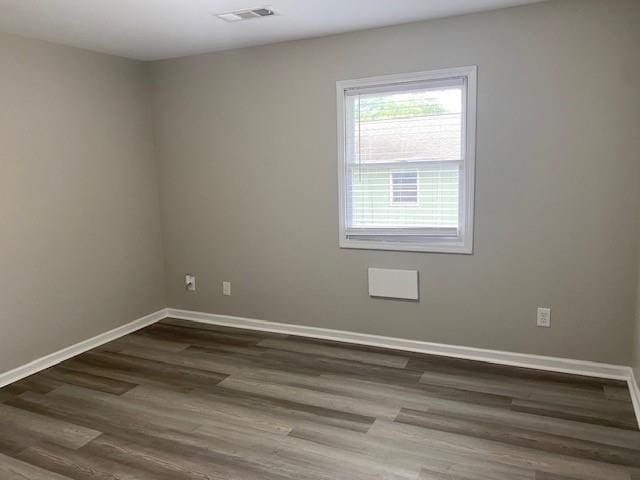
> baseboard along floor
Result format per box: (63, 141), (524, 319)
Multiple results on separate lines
(0, 315), (639, 478)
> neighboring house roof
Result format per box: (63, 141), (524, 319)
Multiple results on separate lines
(355, 113), (461, 163)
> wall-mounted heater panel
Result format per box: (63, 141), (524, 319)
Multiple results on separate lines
(368, 268), (419, 300)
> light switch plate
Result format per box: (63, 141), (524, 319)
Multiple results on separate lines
(185, 274), (196, 291)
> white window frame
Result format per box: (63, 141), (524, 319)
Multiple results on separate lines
(389, 171), (419, 207)
(336, 66), (477, 254)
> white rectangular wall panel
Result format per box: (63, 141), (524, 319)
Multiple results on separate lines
(368, 268), (419, 300)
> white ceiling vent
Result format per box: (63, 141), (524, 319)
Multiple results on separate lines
(216, 7), (276, 23)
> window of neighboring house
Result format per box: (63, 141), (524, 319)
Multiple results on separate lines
(390, 171), (418, 205)
(336, 66), (477, 253)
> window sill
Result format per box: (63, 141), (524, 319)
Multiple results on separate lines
(339, 238), (473, 254)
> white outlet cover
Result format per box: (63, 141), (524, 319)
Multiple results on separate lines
(222, 281), (231, 296)
(536, 307), (551, 327)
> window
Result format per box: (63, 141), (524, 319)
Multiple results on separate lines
(337, 66), (476, 253)
(390, 171), (418, 205)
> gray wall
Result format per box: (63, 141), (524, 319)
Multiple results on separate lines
(151, 0), (640, 365)
(635, 314), (640, 384)
(635, 167), (640, 382)
(1, 0), (638, 374)
(635, 259), (640, 383)
(0, 33), (166, 373)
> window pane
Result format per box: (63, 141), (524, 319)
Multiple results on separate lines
(345, 82), (463, 232)
(391, 171), (418, 204)
(348, 87), (462, 165)
(349, 162), (459, 229)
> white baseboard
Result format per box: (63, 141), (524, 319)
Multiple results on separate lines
(167, 308), (630, 380)
(0, 308), (169, 389)
(168, 308), (640, 428)
(2, 306), (638, 429)
(629, 372), (640, 430)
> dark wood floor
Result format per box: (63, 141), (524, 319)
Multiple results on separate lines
(0, 319), (638, 479)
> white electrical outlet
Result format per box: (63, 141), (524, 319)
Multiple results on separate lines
(537, 307), (551, 327)
(185, 274), (196, 291)
(222, 281), (231, 296)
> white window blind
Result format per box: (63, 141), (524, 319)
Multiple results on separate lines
(337, 67), (476, 253)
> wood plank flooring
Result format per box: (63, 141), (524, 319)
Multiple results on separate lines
(0, 318), (638, 479)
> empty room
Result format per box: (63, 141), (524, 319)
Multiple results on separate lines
(1, 0), (639, 478)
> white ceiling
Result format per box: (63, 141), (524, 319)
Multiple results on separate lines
(0, 0), (546, 61)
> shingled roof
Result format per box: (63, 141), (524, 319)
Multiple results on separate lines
(354, 113), (461, 163)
